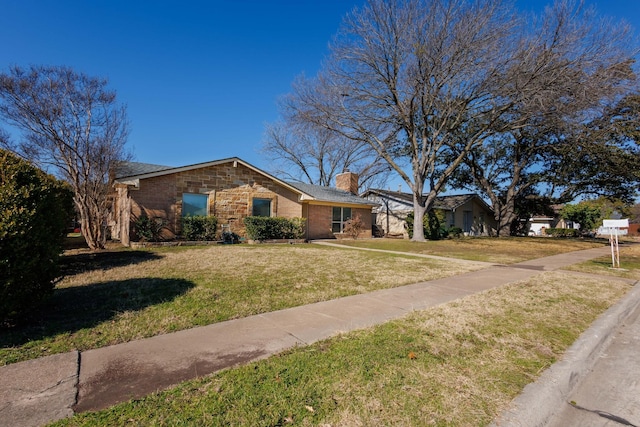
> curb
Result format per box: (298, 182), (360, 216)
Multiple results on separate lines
(490, 279), (640, 427)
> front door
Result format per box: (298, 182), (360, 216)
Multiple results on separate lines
(463, 210), (473, 233)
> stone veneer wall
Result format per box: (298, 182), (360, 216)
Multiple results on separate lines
(124, 162), (302, 240)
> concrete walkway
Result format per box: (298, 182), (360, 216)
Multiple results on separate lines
(1, 245), (637, 427)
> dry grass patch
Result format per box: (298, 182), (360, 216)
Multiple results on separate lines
(566, 242), (640, 280)
(335, 237), (605, 264)
(53, 271), (633, 427)
(1, 244), (485, 365)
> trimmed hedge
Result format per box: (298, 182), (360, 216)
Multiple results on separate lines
(181, 215), (218, 241)
(1, 149), (74, 323)
(544, 228), (579, 237)
(244, 216), (306, 241)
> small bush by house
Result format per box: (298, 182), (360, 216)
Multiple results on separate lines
(181, 215), (218, 241)
(343, 213), (366, 239)
(244, 217), (306, 241)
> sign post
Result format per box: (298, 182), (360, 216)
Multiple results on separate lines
(602, 219), (629, 268)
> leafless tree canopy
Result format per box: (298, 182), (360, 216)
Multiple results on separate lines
(458, 1), (638, 235)
(281, 0), (638, 239)
(262, 120), (391, 191)
(263, 72), (392, 191)
(0, 65), (130, 250)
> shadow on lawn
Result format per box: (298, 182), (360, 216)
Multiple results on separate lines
(0, 277), (195, 348)
(59, 250), (164, 277)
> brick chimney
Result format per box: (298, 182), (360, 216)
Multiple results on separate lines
(335, 171), (359, 195)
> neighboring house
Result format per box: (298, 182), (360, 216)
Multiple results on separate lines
(109, 157), (376, 245)
(527, 205), (576, 236)
(526, 215), (556, 236)
(362, 189), (497, 238)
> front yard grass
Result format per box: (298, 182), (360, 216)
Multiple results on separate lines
(51, 270), (634, 426)
(1, 244), (488, 365)
(566, 241), (640, 280)
(333, 236), (605, 263)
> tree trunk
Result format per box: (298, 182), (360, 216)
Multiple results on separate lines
(496, 202), (517, 237)
(76, 199), (106, 250)
(411, 198), (427, 242)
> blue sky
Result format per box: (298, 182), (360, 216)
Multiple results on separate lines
(1, 0), (639, 190)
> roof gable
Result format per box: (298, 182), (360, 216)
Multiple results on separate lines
(114, 157), (305, 194)
(114, 157), (377, 207)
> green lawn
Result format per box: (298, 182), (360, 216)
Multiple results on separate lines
(2, 237), (634, 425)
(566, 242), (640, 280)
(50, 270), (633, 426)
(2, 243), (488, 365)
(0, 238), (615, 366)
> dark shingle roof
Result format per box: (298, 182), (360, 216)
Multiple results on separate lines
(365, 189), (493, 212)
(433, 194), (478, 211)
(114, 161), (173, 179)
(287, 182), (376, 206)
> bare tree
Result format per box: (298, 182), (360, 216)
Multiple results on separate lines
(286, 0), (519, 240)
(285, 0), (638, 240)
(0, 128), (11, 147)
(457, 1), (638, 235)
(262, 120), (391, 192)
(0, 65), (130, 250)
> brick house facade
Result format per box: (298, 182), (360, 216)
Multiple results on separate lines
(110, 158), (376, 245)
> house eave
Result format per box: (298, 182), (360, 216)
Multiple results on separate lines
(301, 199), (378, 208)
(115, 178), (140, 188)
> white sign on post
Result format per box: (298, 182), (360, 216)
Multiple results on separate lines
(603, 219), (629, 228)
(603, 219), (629, 268)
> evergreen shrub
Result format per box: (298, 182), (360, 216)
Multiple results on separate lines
(0, 150), (74, 323)
(244, 217), (306, 241)
(181, 215), (218, 241)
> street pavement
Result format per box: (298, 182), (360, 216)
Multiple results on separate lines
(0, 244), (638, 427)
(491, 271), (640, 427)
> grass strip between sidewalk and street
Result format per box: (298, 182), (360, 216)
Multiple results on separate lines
(50, 270), (634, 426)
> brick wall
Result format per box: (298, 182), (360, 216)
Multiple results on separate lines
(306, 205), (333, 239)
(123, 162), (301, 240)
(111, 161), (377, 243)
(306, 204), (373, 239)
(335, 172), (359, 194)
(352, 207), (373, 238)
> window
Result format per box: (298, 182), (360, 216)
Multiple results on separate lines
(332, 207), (351, 233)
(182, 193), (208, 217)
(252, 198), (271, 217)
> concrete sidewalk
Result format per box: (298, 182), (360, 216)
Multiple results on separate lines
(1, 245), (637, 427)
